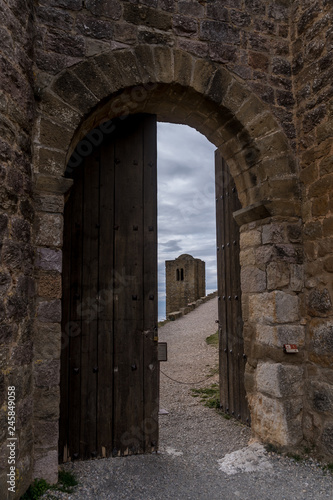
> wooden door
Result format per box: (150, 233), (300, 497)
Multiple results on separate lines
(59, 114), (159, 462)
(215, 152), (250, 425)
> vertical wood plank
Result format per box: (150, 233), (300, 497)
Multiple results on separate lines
(223, 159), (234, 416)
(215, 151), (228, 414)
(80, 153), (100, 459)
(97, 138), (115, 457)
(215, 152), (249, 426)
(59, 192), (72, 462)
(228, 167), (240, 421)
(68, 171), (84, 460)
(113, 116), (145, 455)
(142, 115), (158, 452)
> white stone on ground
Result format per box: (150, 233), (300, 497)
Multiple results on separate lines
(217, 442), (273, 475)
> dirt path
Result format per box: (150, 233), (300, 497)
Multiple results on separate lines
(45, 298), (333, 499)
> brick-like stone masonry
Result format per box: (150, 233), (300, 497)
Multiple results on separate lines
(0, 1), (333, 497)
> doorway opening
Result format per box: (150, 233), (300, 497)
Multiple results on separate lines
(157, 122), (217, 322)
(59, 114), (249, 464)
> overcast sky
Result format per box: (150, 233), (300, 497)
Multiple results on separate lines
(157, 122), (217, 320)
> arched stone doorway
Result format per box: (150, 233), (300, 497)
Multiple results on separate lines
(33, 47), (303, 481)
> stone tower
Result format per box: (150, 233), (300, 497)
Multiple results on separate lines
(165, 254), (205, 315)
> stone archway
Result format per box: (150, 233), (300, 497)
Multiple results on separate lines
(33, 47), (304, 482)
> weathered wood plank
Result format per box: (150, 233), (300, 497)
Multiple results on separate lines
(113, 116), (145, 455)
(80, 153), (99, 459)
(97, 138), (115, 457)
(216, 152), (249, 425)
(67, 171), (84, 460)
(59, 190), (72, 462)
(142, 115), (158, 452)
(215, 151), (229, 414)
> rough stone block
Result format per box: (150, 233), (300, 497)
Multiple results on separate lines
(73, 60), (112, 100)
(134, 45), (155, 83)
(257, 362), (304, 399)
(248, 292), (276, 325)
(192, 59), (216, 95)
(152, 46), (173, 83)
(310, 381), (333, 413)
(178, 39), (208, 58)
(255, 245), (276, 266)
(304, 220), (323, 241)
(308, 288), (332, 317)
(240, 248), (256, 267)
(209, 42), (237, 64)
(308, 175), (333, 198)
(34, 147), (67, 177)
(38, 117), (72, 151)
(34, 387), (60, 420)
(34, 420), (59, 449)
(85, 0), (122, 19)
(322, 426), (333, 455)
(52, 70), (98, 115)
(277, 325), (305, 347)
(249, 393), (303, 447)
(179, 0), (205, 17)
(267, 262), (290, 290)
(289, 264), (303, 291)
(39, 91), (81, 129)
(112, 50), (143, 88)
(38, 273), (62, 299)
(76, 14), (114, 40)
(323, 216), (333, 238)
(43, 0), (82, 10)
(37, 300), (61, 323)
(311, 320), (333, 355)
(200, 20), (240, 45)
(33, 449), (58, 484)
(34, 360), (60, 388)
(36, 247), (62, 272)
(249, 291), (299, 325)
(34, 193), (64, 214)
(37, 5), (74, 31)
(10, 217), (31, 243)
(174, 50), (194, 87)
(173, 15), (198, 37)
(138, 28), (174, 46)
(206, 67), (232, 105)
(35, 213), (63, 247)
(34, 323), (62, 360)
(45, 30), (85, 58)
(223, 80), (251, 115)
(241, 266), (266, 293)
(124, 4), (171, 30)
(240, 229), (261, 248)
(324, 256), (333, 273)
(0, 272), (11, 297)
(275, 291), (300, 323)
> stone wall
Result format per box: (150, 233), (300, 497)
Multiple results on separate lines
(0, 1), (35, 498)
(1, 0), (333, 496)
(165, 254), (205, 316)
(238, 215), (305, 448)
(291, 0), (333, 459)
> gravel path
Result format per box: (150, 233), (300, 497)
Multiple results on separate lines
(45, 298), (333, 499)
